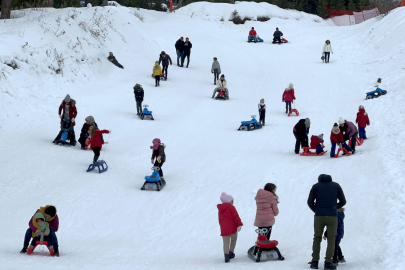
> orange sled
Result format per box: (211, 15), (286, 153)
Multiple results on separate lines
(300, 146), (327, 156)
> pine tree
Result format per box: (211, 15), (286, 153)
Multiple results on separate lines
(316, 0), (328, 18)
(334, 0), (346, 10)
(347, 0), (357, 10)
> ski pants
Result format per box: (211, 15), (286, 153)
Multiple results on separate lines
(324, 52), (330, 63)
(274, 37), (281, 43)
(285, 101), (292, 111)
(293, 131), (308, 154)
(24, 228), (58, 248)
(316, 145), (324, 154)
(259, 109), (266, 124)
(213, 69), (219, 84)
(212, 88), (229, 99)
(330, 142), (352, 157)
(176, 51), (183, 65)
(114, 62), (124, 68)
(93, 147), (101, 162)
(136, 100), (143, 115)
(249, 35), (257, 42)
(154, 160), (164, 177)
(222, 233), (238, 254)
(258, 226), (272, 240)
(162, 65), (168, 77)
(155, 75), (160, 86)
(333, 238), (344, 262)
(358, 127), (367, 139)
(312, 216), (338, 263)
(182, 53), (190, 67)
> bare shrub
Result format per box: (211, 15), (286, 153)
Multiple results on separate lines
(257, 16), (270, 22)
(229, 10), (252, 25)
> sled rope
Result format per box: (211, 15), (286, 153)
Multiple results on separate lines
(101, 133), (111, 161)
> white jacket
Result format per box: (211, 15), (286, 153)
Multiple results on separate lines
(323, 43), (333, 53)
(216, 79), (227, 89)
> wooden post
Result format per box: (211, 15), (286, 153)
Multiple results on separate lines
(1, 0), (11, 19)
(360, 3), (365, 22)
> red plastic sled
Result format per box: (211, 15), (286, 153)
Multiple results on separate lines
(334, 148), (351, 158)
(288, 109), (299, 116)
(300, 146), (327, 156)
(27, 240), (54, 256)
(348, 137), (364, 146)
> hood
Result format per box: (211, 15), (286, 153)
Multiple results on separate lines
(318, 174), (332, 183)
(284, 87), (293, 91)
(217, 203), (232, 213)
(331, 125), (340, 134)
(33, 212), (47, 231)
(255, 189), (278, 203)
(359, 108), (366, 115)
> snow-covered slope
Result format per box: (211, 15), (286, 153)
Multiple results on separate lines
(0, 3), (404, 269)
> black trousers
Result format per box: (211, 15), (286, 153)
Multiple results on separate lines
(350, 132), (358, 151)
(162, 65), (168, 77)
(93, 147), (101, 162)
(274, 37), (281, 43)
(155, 75), (160, 86)
(258, 226), (272, 240)
(294, 131), (308, 154)
(182, 54), (190, 67)
(259, 110), (266, 124)
(136, 100), (142, 115)
(154, 160), (164, 177)
(333, 238), (344, 262)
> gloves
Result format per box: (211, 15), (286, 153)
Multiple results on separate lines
(59, 114), (62, 119)
(157, 156), (161, 162)
(237, 226), (242, 232)
(71, 118), (75, 122)
(151, 159), (154, 164)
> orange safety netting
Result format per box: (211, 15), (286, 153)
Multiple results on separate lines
(401, 0), (405, 7)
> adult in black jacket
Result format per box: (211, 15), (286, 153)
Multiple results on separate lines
(307, 174), (346, 270)
(273, 28), (283, 44)
(78, 116), (98, 150)
(134, 84), (144, 116)
(181, 37), (192, 68)
(293, 118), (310, 154)
(158, 51), (172, 79)
(175, 37), (185, 66)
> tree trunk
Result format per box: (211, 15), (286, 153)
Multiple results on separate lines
(1, 0), (11, 19)
(177, 0), (183, 9)
(103, 0), (108, 6)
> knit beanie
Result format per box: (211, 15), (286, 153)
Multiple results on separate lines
(260, 98), (265, 103)
(220, 192), (233, 203)
(64, 94), (71, 103)
(304, 118), (310, 126)
(317, 134), (324, 140)
(331, 123), (340, 134)
(289, 83), (294, 88)
(85, 116), (95, 124)
(338, 117), (345, 125)
(359, 105), (364, 110)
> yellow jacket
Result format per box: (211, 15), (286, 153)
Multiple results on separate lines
(152, 62), (162, 76)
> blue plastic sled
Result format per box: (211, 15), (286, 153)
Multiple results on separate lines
(366, 87), (387, 100)
(141, 166), (166, 191)
(238, 115), (262, 131)
(140, 105), (154, 120)
(247, 36), (263, 43)
(87, 160), (108, 173)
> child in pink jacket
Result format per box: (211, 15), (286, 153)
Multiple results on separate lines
(254, 183), (279, 240)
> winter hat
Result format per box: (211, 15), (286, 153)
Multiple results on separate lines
(64, 94), (71, 103)
(221, 74), (225, 78)
(289, 83), (294, 88)
(317, 134), (324, 140)
(220, 192), (233, 203)
(85, 116), (95, 124)
(338, 117), (345, 125)
(134, 83), (143, 90)
(377, 78), (382, 83)
(359, 105), (364, 110)
(151, 138), (161, 150)
(161, 51), (165, 55)
(304, 118), (311, 126)
(260, 98), (265, 103)
(331, 123), (340, 134)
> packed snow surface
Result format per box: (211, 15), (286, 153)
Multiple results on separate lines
(1, 2), (404, 269)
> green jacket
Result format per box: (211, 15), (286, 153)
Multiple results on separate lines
(34, 212), (50, 236)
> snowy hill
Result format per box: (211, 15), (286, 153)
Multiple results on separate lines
(1, 2), (404, 269)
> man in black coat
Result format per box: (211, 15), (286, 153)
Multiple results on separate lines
(307, 174), (346, 270)
(293, 118), (310, 154)
(181, 37), (192, 68)
(158, 51), (172, 79)
(175, 37), (184, 66)
(134, 84), (144, 116)
(273, 28), (283, 44)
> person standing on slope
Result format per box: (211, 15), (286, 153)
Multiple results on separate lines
(249, 27), (257, 42)
(323, 208), (346, 267)
(254, 183), (279, 240)
(307, 174), (346, 270)
(175, 37), (185, 66)
(152, 61), (162, 87)
(158, 51), (172, 79)
(282, 83), (296, 114)
(217, 192), (243, 263)
(54, 94), (77, 146)
(78, 116), (98, 150)
(338, 117), (358, 154)
(330, 123), (352, 158)
(181, 37), (192, 68)
(151, 138), (166, 180)
(355, 105), (370, 140)
(90, 127), (110, 163)
(293, 118), (310, 154)
(323, 40), (333, 63)
(258, 99), (266, 126)
(273, 27), (283, 44)
(211, 57), (221, 85)
(134, 84), (144, 116)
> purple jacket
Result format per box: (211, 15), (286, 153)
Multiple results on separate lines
(344, 120), (357, 138)
(29, 210), (59, 232)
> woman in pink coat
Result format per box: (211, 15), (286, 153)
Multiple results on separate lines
(254, 183), (279, 240)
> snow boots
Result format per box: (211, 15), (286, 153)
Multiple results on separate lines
(20, 247), (27, 254)
(224, 254), (230, 263)
(324, 262), (337, 270)
(93, 155), (99, 164)
(310, 261), (318, 269)
(229, 251), (235, 259)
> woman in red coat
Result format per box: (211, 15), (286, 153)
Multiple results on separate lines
(90, 126), (110, 163)
(330, 123), (351, 158)
(217, 192), (243, 263)
(282, 83), (296, 114)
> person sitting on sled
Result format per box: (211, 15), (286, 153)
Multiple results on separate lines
(27, 212), (52, 250)
(212, 74), (229, 100)
(273, 27), (283, 44)
(249, 27), (258, 42)
(108, 52), (124, 69)
(330, 123), (352, 158)
(310, 134), (325, 155)
(53, 116), (75, 145)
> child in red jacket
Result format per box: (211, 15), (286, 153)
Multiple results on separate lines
(356, 105), (370, 140)
(310, 134), (325, 154)
(90, 126), (110, 163)
(217, 192), (243, 263)
(330, 123), (352, 158)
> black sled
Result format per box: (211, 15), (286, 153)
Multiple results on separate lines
(247, 228), (284, 263)
(141, 166), (166, 191)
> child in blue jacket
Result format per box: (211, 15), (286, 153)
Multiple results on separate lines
(324, 208), (345, 266)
